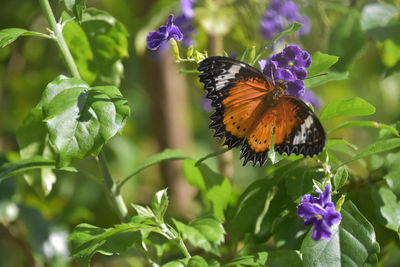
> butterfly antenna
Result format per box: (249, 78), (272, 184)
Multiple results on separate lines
(270, 67), (276, 86)
(305, 73), (328, 80)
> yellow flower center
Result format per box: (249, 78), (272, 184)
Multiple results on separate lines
(315, 214), (323, 220)
(288, 61), (294, 67)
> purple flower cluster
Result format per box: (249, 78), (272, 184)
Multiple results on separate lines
(260, 0), (310, 40)
(175, 0), (197, 47)
(259, 45), (311, 97)
(147, 15), (183, 51)
(297, 185), (342, 241)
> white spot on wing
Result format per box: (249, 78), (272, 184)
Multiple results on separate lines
(214, 65), (241, 91)
(292, 115), (313, 145)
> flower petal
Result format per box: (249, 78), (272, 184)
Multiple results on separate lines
(286, 80), (305, 97)
(146, 30), (168, 50)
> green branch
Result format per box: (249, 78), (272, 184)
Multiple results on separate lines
(38, 0), (81, 78)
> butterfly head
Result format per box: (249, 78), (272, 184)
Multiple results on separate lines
(273, 80), (288, 99)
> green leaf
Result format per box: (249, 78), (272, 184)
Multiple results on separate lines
(370, 185), (400, 231)
(0, 28), (50, 48)
(64, 0), (86, 21)
(41, 76), (130, 168)
(327, 120), (399, 136)
(187, 256), (208, 267)
(150, 189), (169, 223)
(307, 52), (339, 77)
(265, 250), (302, 267)
(63, 8), (129, 86)
(16, 106), (58, 195)
(173, 216), (225, 255)
(228, 176), (279, 242)
(69, 223), (141, 266)
(319, 97), (376, 121)
(224, 252), (268, 266)
(62, 17), (97, 84)
(333, 167), (348, 190)
(360, 3), (398, 32)
(339, 138), (400, 167)
(252, 22), (302, 65)
(182, 160), (231, 221)
(328, 9), (366, 71)
(0, 156), (56, 181)
(121, 149), (189, 187)
(162, 259), (188, 267)
(326, 138), (358, 151)
(285, 167), (325, 202)
(384, 171), (400, 198)
(304, 71), (348, 89)
(301, 201), (380, 267)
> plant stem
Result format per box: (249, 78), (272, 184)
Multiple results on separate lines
(97, 151), (129, 222)
(38, 0), (81, 79)
(39, 0), (129, 222)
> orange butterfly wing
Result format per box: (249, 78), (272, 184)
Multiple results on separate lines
(241, 95), (325, 166)
(198, 56), (325, 166)
(198, 56), (274, 148)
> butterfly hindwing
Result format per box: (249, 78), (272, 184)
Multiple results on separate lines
(241, 95), (326, 166)
(198, 56), (273, 149)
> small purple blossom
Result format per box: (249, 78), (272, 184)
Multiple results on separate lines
(147, 14), (183, 51)
(180, 0), (196, 19)
(301, 89), (322, 109)
(259, 45), (311, 97)
(260, 0), (310, 40)
(175, 15), (196, 47)
(297, 185), (342, 241)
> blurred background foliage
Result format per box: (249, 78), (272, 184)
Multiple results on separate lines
(0, 0), (400, 266)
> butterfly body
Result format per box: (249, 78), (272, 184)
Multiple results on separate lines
(198, 56), (325, 166)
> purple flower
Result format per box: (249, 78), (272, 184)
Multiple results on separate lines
(260, 0), (310, 40)
(301, 89), (322, 109)
(147, 14), (183, 51)
(297, 185), (342, 241)
(175, 15), (196, 47)
(259, 45), (311, 97)
(180, 0), (196, 19)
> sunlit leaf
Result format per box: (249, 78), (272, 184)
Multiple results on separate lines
(304, 71), (348, 89)
(187, 256), (208, 267)
(64, 0), (86, 21)
(307, 52), (339, 77)
(182, 160), (231, 221)
(339, 138), (400, 167)
(41, 76), (130, 168)
(370, 185), (400, 231)
(301, 201), (380, 267)
(69, 223), (141, 266)
(384, 171), (400, 198)
(265, 250), (302, 267)
(360, 3), (398, 32)
(173, 216), (224, 255)
(333, 167), (348, 190)
(150, 189), (169, 223)
(0, 28), (50, 48)
(320, 97), (376, 120)
(224, 252), (268, 266)
(328, 120), (399, 136)
(0, 156), (76, 181)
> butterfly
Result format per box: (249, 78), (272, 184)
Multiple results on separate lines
(198, 56), (326, 166)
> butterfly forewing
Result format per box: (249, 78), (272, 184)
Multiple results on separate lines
(198, 57), (273, 149)
(198, 56), (326, 166)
